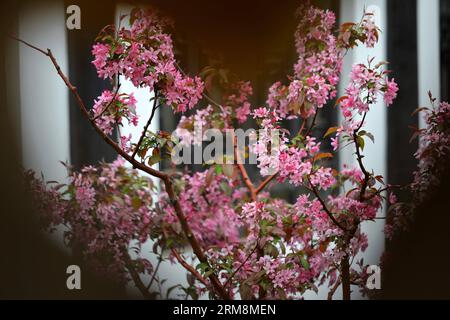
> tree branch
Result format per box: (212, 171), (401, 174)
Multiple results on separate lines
(233, 136), (256, 201)
(309, 184), (346, 232)
(146, 242), (165, 290)
(170, 247), (210, 288)
(223, 241), (259, 289)
(327, 278), (341, 300)
(132, 90), (159, 159)
(93, 82), (121, 121)
(125, 256), (153, 299)
(255, 173), (278, 194)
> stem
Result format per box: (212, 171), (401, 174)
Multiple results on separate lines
(93, 82), (121, 121)
(170, 247), (210, 287)
(223, 241), (259, 289)
(327, 278), (341, 300)
(132, 91), (159, 159)
(305, 108), (319, 137)
(162, 177), (230, 299)
(340, 255), (351, 300)
(338, 111), (370, 300)
(125, 256), (153, 299)
(310, 184), (346, 232)
(255, 173), (278, 194)
(233, 136), (256, 201)
(160, 228), (210, 288)
(146, 243), (165, 290)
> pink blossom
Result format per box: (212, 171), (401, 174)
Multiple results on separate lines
(384, 78), (399, 106)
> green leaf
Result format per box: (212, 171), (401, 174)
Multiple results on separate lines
(214, 164), (223, 175)
(264, 243), (279, 258)
(357, 136), (365, 151)
(222, 164), (234, 178)
(148, 148), (162, 166)
(365, 132), (375, 143)
(166, 284), (181, 299)
(324, 126), (339, 138)
(300, 256), (310, 270)
(196, 262), (210, 274)
(131, 196), (142, 210)
(239, 282), (252, 300)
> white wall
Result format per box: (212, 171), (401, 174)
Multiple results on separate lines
(19, 0), (70, 182)
(18, 0), (71, 251)
(418, 0), (441, 128)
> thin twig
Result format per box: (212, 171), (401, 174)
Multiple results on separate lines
(223, 241), (259, 288)
(327, 278), (341, 300)
(93, 82), (122, 121)
(309, 184), (346, 232)
(132, 91), (159, 159)
(174, 61), (223, 108)
(233, 136), (256, 201)
(255, 173), (278, 194)
(170, 247), (210, 287)
(125, 256), (153, 299)
(146, 243), (166, 290)
(10, 35), (48, 55)
(305, 108), (319, 137)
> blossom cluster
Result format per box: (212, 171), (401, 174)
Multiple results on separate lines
(25, 159), (157, 282)
(327, 60), (398, 151)
(266, 5), (342, 119)
(225, 81), (253, 124)
(204, 199), (337, 299)
(340, 61), (398, 119)
(92, 8), (204, 114)
(412, 100), (450, 199)
(159, 170), (243, 248)
(385, 99), (450, 239)
(92, 90), (138, 135)
(338, 12), (380, 49)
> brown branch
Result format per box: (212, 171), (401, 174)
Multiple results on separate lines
(10, 35), (48, 55)
(233, 136), (256, 201)
(161, 228), (211, 289)
(131, 91), (159, 159)
(255, 173), (278, 194)
(162, 178), (230, 299)
(125, 256), (153, 299)
(146, 242), (166, 290)
(298, 118), (307, 136)
(304, 108), (319, 137)
(310, 184), (346, 232)
(15, 37), (230, 300)
(338, 112), (370, 301)
(340, 255), (351, 300)
(223, 241), (259, 289)
(93, 82), (121, 121)
(353, 112), (370, 201)
(170, 247), (210, 287)
(327, 278), (341, 300)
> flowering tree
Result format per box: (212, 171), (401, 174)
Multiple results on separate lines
(18, 3), (411, 300)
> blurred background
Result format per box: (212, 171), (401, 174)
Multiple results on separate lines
(0, 0), (449, 299)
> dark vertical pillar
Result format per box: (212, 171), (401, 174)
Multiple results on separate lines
(65, 0), (116, 168)
(387, 0), (419, 189)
